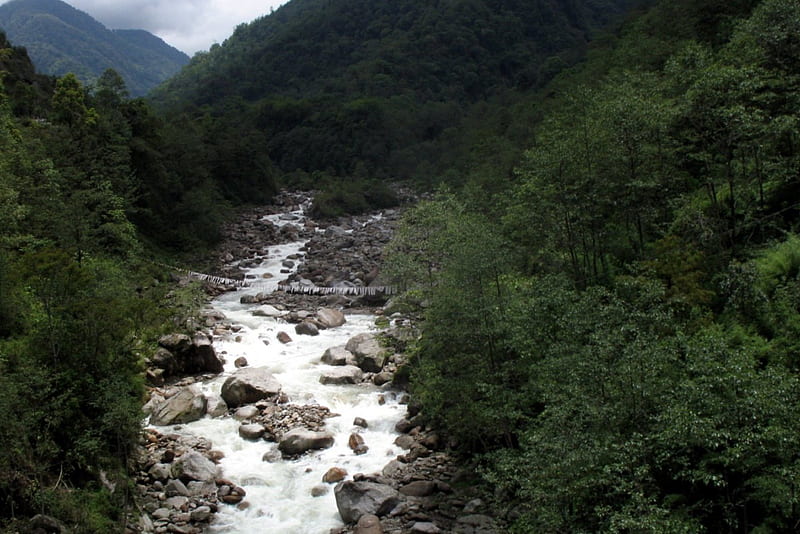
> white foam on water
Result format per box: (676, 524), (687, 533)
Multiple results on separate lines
(159, 223), (403, 533)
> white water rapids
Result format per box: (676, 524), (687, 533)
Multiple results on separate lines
(153, 207), (404, 533)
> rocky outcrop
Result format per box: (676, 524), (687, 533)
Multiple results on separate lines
(278, 428), (335, 456)
(220, 367), (282, 407)
(334, 480), (402, 524)
(149, 386), (207, 426)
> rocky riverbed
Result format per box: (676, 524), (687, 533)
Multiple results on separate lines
(128, 192), (502, 534)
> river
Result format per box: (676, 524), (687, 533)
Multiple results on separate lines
(154, 206), (404, 533)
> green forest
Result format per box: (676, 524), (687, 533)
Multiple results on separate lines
(385, 0), (800, 531)
(0, 0), (799, 531)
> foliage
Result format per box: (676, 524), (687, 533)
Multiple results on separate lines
(0, 35), (216, 530)
(150, 0), (648, 191)
(384, 0), (800, 531)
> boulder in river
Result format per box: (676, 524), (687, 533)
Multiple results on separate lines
(205, 393), (228, 418)
(239, 423), (267, 440)
(149, 386), (207, 426)
(295, 321), (320, 336)
(319, 365), (364, 385)
(277, 331), (292, 344)
(334, 480), (402, 524)
(321, 346), (356, 366)
(152, 333), (224, 378)
(324, 467), (348, 484)
(278, 428), (335, 456)
(221, 367), (282, 407)
(172, 451), (218, 482)
(345, 333), (390, 373)
(317, 308), (346, 328)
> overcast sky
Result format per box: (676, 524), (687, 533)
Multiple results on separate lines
(2, 0), (290, 55)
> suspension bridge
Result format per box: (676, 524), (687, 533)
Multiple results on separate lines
(167, 265), (398, 297)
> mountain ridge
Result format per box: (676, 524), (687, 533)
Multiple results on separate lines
(0, 0), (189, 96)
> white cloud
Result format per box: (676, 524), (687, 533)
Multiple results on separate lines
(2, 0), (288, 55)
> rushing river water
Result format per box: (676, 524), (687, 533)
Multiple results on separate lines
(155, 207), (404, 533)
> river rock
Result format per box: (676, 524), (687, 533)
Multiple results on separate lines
(334, 480), (402, 524)
(372, 372), (393, 386)
(234, 356), (249, 368)
(190, 506), (212, 522)
(356, 514), (384, 534)
(411, 522), (441, 533)
(295, 321), (320, 336)
(152, 333), (224, 378)
(277, 331), (292, 344)
(400, 480), (436, 497)
(278, 428), (335, 456)
(239, 423), (267, 440)
(158, 333), (192, 353)
(205, 393), (228, 417)
(319, 365), (364, 385)
(252, 305), (283, 317)
(221, 367), (282, 407)
(317, 308), (346, 328)
(164, 478), (190, 497)
(345, 333), (389, 372)
(149, 387), (207, 426)
(233, 405), (260, 421)
(354, 417), (368, 428)
(149, 463), (172, 481)
(311, 485), (329, 497)
(172, 451), (218, 482)
(323, 467), (348, 483)
(321, 346), (356, 366)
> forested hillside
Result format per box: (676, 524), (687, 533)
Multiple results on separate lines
(0, 30), (239, 530)
(385, 0), (800, 531)
(0, 0), (189, 96)
(151, 0), (648, 215)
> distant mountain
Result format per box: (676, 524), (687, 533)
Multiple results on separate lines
(0, 0), (189, 96)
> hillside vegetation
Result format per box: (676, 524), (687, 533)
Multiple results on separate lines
(385, 0), (800, 531)
(0, 0), (189, 96)
(151, 0), (647, 214)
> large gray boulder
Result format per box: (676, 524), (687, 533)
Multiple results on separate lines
(149, 387), (207, 426)
(317, 308), (346, 328)
(221, 367), (282, 407)
(172, 451), (218, 482)
(321, 346), (356, 366)
(278, 428), (335, 456)
(320, 366), (364, 385)
(345, 333), (389, 373)
(334, 480), (402, 524)
(295, 321), (320, 336)
(205, 393), (228, 418)
(152, 333), (223, 377)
